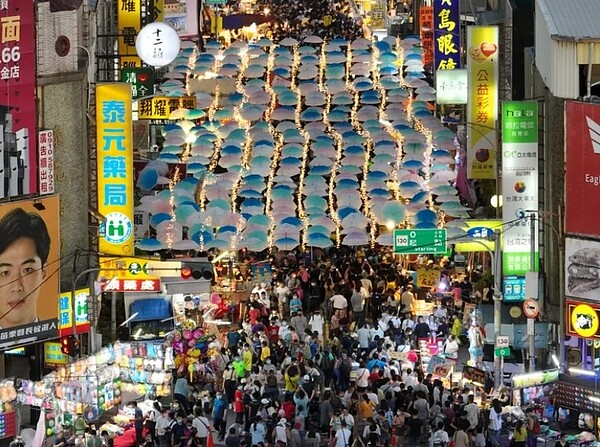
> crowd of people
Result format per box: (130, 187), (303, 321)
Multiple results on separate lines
(109, 248), (528, 447)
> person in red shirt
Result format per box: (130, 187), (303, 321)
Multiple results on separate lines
(282, 395), (296, 421)
(268, 320), (280, 344)
(234, 386), (244, 423)
(368, 366), (381, 384)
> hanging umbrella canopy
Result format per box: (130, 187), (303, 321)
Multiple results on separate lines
(341, 231), (370, 246)
(280, 37), (299, 46)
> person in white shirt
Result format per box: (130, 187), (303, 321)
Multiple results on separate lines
(274, 281), (290, 318)
(330, 293), (348, 312)
(192, 408), (211, 447)
(403, 369), (418, 388)
(340, 407), (355, 431)
(442, 335), (460, 360)
(430, 422), (450, 447)
(155, 409), (170, 444)
(309, 311), (325, 339)
(356, 364), (370, 389)
(335, 420), (352, 447)
(357, 325), (370, 352)
(464, 395), (480, 429)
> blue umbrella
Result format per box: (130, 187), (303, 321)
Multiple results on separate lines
(415, 208), (438, 223)
(403, 159), (425, 170)
(150, 213), (173, 228)
(307, 233), (332, 248)
(305, 206), (327, 216)
(218, 225), (238, 234)
(136, 238), (165, 251)
(415, 221), (438, 229)
(370, 188), (391, 198)
(281, 216), (303, 227)
(137, 167), (159, 190)
(274, 237), (299, 251)
(338, 206), (359, 220)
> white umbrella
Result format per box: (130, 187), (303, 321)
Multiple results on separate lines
(280, 37), (299, 46)
(304, 35), (324, 44)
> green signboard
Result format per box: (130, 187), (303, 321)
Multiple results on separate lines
(121, 67), (155, 99)
(393, 229), (447, 254)
(501, 101), (539, 276)
(494, 347), (510, 357)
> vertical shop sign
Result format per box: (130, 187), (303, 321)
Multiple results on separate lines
(38, 130), (55, 195)
(433, 0), (461, 70)
(501, 101), (539, 275)
(96, 84), (134, 256)
(118, 0), (165, 69)
(0, 0), (37, 198)
(466, 26), (499, 179)
(419, 6), (434, 67)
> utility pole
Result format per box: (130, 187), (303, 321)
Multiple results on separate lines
(529, 213), (536, 371)
(493, 229), (503, 390)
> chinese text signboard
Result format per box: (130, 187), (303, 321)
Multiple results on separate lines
(0, 0), (37, 198)
(466, 26), (499, 179)
(38, 130), (55, 195)
(433, 0), (460, 70)
(121, 67), (154, 99)
(137, 96), (197, 120)
(44, 342), (68, 367)
(118, 0), (164, 69)
(565, 101), (600, 238)
(435, 68), (467, 104)
(419, 6), (434, 67)
(98, 256), (162, 292)
(58, 288), (90, 336)
(96, 84), (134, 256)
(501, 101), (539, 276)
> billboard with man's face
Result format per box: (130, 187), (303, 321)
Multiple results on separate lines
(0, 195), (60, 349)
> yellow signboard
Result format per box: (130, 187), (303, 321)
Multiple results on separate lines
(58, 288), (90, 334)
(138, 96), (198, 120)
(454, 219), (502, 253)
(98, 257), (162, 281)
(96, 84), (134, 255)
(466, 26), (499, 179)
(44, 342), (68, 367)
(118, 0), (165, 69)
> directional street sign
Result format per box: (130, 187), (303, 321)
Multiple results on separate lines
(495, 335), (509, 349)
(393, 229), (447, 254)
(494, 347), (510, 357)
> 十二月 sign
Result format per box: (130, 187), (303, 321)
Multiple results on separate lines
(393, 229), (447, 254)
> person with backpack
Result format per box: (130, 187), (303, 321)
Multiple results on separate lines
(320, 348), (335, 388)
(338, 353), (353, 391)
(430, 422), (449, 447)
(363, 418), (381, 447)
(335, 419), (352, 447)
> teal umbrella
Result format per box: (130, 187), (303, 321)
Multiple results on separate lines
(247, 215), (270, 227)
(307, 233), (333, 248)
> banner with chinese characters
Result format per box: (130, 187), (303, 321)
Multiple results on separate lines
(121, 67), (154, 99)
(58, 288), (90, 336)
(501, 101), (539, 276)
(433, 0), (460, 70)
(0, 196), (60, 349)
(419, 6), (434, 67)
(118, 0), (164, 69)
(98, 256), (163, 292)
(466, 26), (499, 179)
(38, 130), (55, 195)
(435, 68), (467, 104)
(0, 0), (37, 198)
(44, 342), (68, 367)
(137, 96), (197, 120)
(96, 84), (134, 256)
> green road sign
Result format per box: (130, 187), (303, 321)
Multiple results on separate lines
(205, 0), (226, 5)
(494, 347), (510, 357)
(393, 229), (447, 254)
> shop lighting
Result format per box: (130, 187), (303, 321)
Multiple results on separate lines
(120, 312), (139, 327)
(589, 396), (600, 404)
(133, 328), (143, 339)
(569, 367), (597, 377)
(551, 354), (560, 368)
